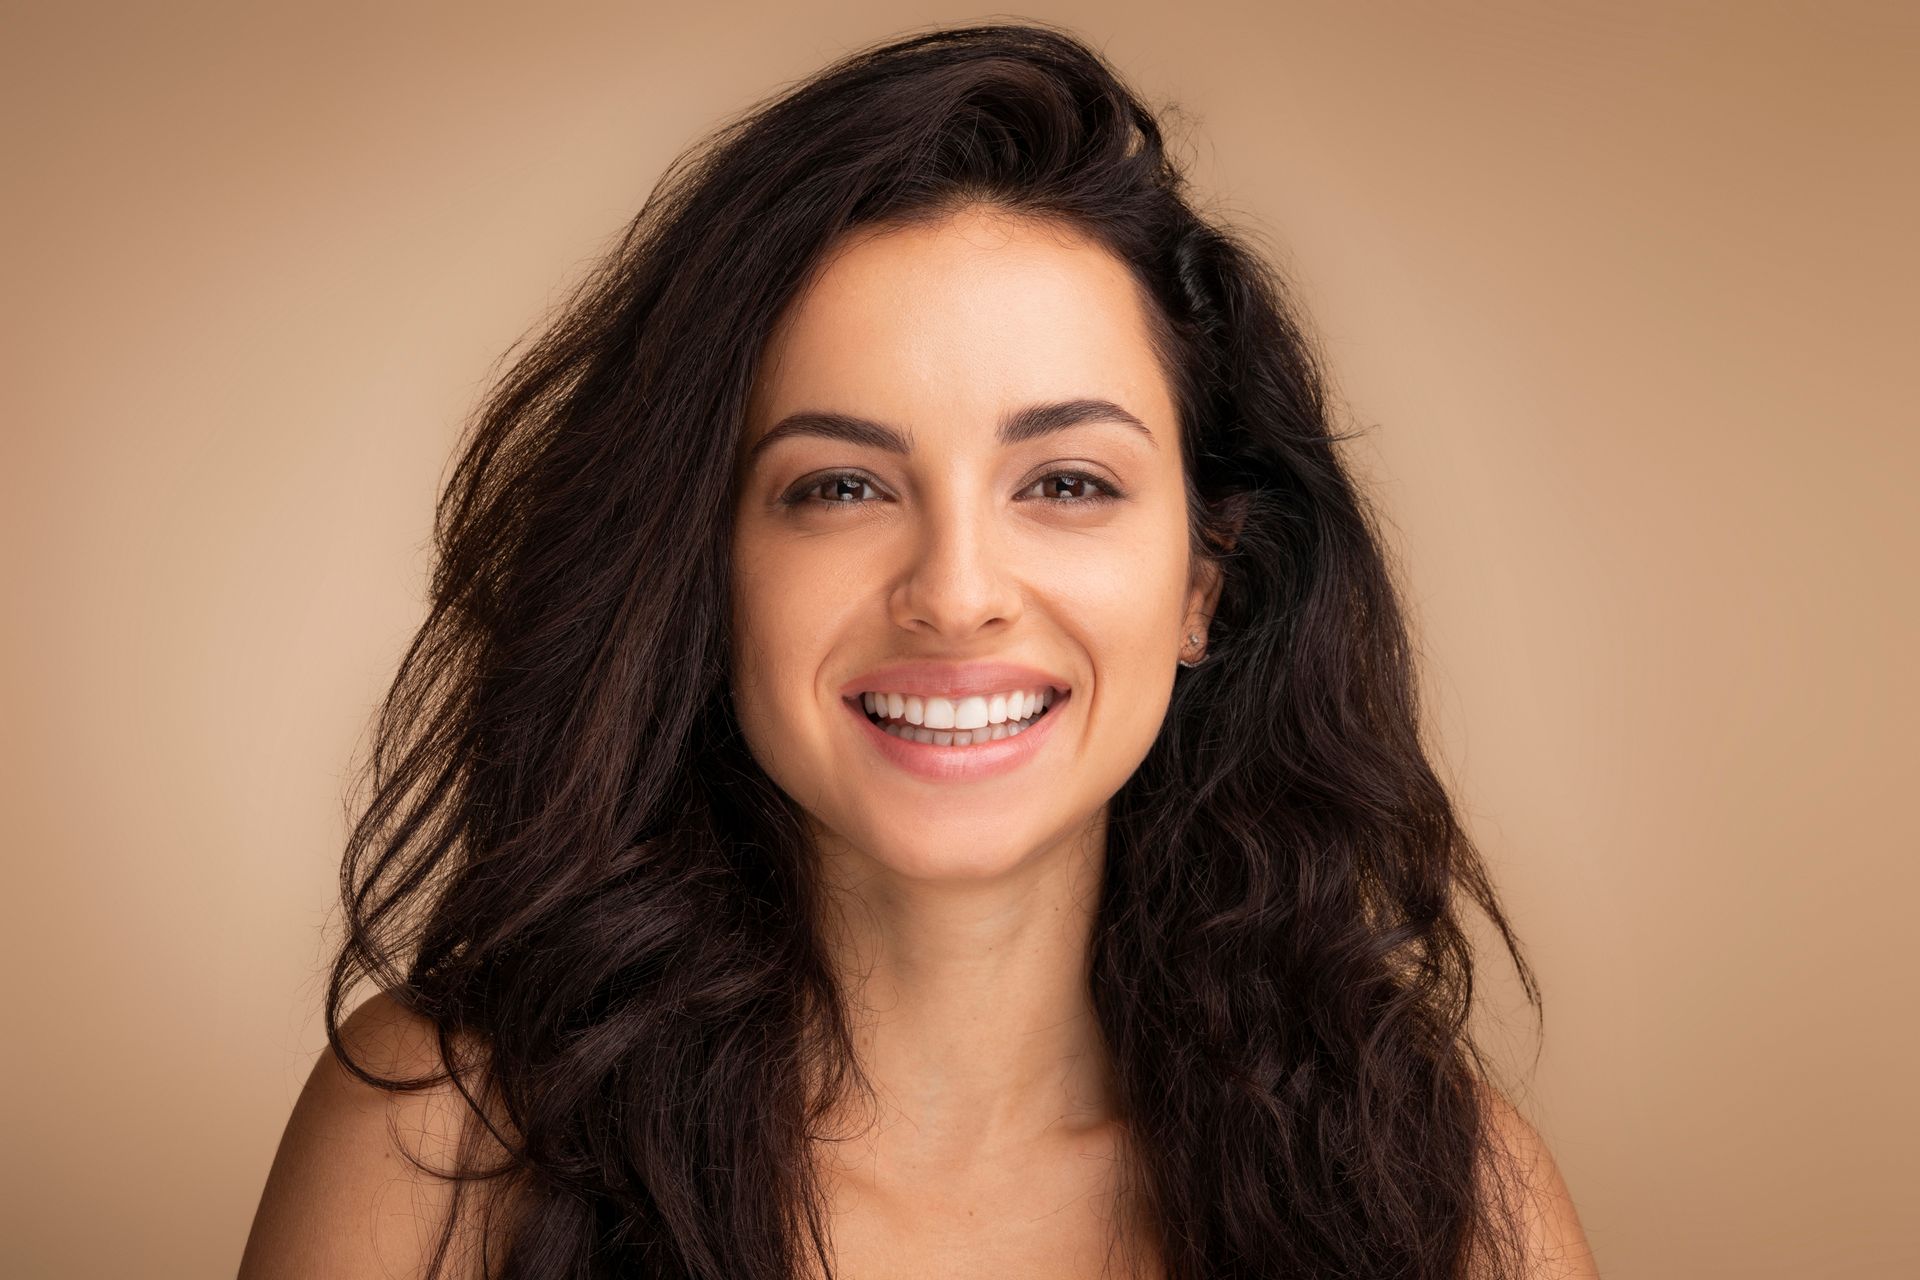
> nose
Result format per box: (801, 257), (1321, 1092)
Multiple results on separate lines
(890, 487), (1024, 641)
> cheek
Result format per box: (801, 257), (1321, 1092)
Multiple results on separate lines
(729, 537), (860, 742)
(1058, 522), (1191, 731)
(1041, 521), (1190, 647)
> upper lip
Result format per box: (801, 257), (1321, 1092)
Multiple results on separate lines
(840, 660), (1071, 700)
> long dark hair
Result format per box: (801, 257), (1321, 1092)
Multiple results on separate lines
(326, 19), (1538, 1279)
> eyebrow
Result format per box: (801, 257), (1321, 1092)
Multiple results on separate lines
(744, 397), (1156, 467)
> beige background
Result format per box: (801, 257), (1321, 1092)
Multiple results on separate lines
(4, 2), (1915, 1276)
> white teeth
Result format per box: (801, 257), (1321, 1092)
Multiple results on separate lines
(874, 717), (1029, 746)
(859, 685), (1060, 743)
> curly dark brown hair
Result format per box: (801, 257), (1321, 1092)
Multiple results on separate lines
(326, 19), (1539, 1279)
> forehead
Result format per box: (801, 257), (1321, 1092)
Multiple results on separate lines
(745, 209), (1174, 441)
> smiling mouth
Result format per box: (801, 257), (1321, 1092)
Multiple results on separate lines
(851, 689), (1066, 747)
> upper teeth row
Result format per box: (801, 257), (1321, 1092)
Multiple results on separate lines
(860, 687), (1056, 730)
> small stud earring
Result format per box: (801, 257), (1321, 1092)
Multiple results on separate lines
(1178, 630), (1207, 669)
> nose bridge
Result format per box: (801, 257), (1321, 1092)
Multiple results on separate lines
(895, 473), (1018, 634)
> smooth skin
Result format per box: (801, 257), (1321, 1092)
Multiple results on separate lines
(238, 991), (512, 1278)
(238, 206), (1598, 1278)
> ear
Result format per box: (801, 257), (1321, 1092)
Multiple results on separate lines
(1187, 555), (1225, 629)
(1185, 493), (1245, 633)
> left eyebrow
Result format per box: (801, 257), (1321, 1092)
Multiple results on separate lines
(743, 397), (1156, 467)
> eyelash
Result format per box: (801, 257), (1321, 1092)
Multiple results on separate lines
(780, 469), (1126, 512)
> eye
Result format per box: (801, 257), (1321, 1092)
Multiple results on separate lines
(1017, 470), (1123, 506)
(780, 471), (885, 509)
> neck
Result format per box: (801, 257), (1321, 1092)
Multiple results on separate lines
(807, 811), (1120, 1180)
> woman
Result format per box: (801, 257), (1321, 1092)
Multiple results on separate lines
(241, 21), (1596, 1280)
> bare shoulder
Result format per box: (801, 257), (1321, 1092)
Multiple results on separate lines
(1477, 1085), (1602, 1279)
(237, 990), (518, 1280)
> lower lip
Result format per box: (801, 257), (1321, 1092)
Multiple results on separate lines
(844, 691), (1071, 782)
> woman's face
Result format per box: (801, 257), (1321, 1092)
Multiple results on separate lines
(730, 206), (1220, 881)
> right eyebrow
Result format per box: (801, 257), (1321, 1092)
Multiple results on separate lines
(742, 397), (1156, 468)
